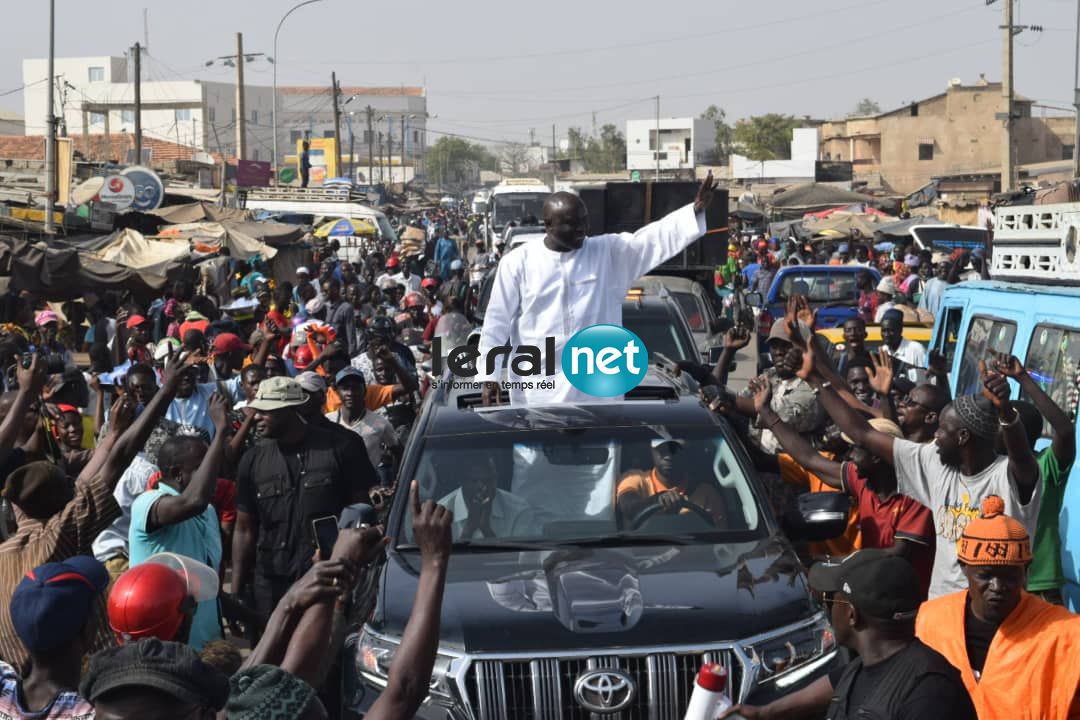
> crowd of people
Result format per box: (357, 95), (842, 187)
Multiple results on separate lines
(0, 173), (1077, 719)
(0, 203), (485, 719)
(707, 296), (1080, 719)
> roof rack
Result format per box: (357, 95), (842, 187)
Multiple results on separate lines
(241, 186), (375, 205)
(990, 202), (1080, 284)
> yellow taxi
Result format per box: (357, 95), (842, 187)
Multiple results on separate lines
(818, 323), (933, 359)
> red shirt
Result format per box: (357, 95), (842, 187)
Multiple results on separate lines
(842, 462), (935, 599)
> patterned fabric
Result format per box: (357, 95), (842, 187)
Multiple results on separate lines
(226, 665), (315, 720)
(0, 661), (94, 719)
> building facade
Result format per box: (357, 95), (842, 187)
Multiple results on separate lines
(626, 117), (715, 174)
(820, 78), (1076, 194)
(20, 57), (424, 172)
(277, 86), (428, 178)
(730, 128), (821, 183)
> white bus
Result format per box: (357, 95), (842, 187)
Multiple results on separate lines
(487, 178), (551, 247)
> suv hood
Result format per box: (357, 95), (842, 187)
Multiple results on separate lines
(372, 537), (815, 653)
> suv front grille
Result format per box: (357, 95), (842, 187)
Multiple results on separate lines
(464, 650), (740, 720)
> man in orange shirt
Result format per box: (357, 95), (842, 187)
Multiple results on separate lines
(616, 438), (727, 527)
(916, 495), (1080, 720)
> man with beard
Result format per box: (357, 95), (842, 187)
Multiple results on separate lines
(232, 377), (375, 617)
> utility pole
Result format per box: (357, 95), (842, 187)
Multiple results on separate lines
(1001, 0), (1015, 192)
(235, 32), (247, 161)
(45, 0), (57, 234)
(552, 123), (557, 189)
(133, 42), (143, 166)
(401, 114), (406, 184)
(655, 95), (661, 182)
(1073, 0), (1080, 178)
(366, 106), (374, 186)
(331, 72), (342, 179)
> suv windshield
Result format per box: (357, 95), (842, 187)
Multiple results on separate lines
(623, 302), (698, 362)
(401, 425), (764, 548)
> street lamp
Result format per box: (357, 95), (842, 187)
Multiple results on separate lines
(273, 0), (326, 181)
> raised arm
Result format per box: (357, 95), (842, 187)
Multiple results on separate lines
(750, 377), (843, 488)
(995, 353), (1075, 468)
(788, 317), (898, 464)
(281, 526), (387, 686)
(711, 326), (750, 387)
(98, 351), (204, 491)
(982, 360), (1040, 504)
(225, 408), (257, 465)
(365, 482), (452, 720)
(145, 394), (229, 533)
(0, 356), (46, 450)
(618, 176), (712, 282)
(926, 349), (952, 400)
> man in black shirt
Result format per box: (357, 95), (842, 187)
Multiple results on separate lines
(722, 550), (975, 720)
(232, 376), (376, 619)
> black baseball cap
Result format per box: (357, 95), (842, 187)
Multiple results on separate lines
(808, 549), (920, 622)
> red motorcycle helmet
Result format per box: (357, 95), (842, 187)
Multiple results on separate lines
(385, 257), (401, 271)
(108, 563), (192, 644)
(420, 277), (439, 290)
(403, 292), (426, 309)
(293, 344), (315, 370)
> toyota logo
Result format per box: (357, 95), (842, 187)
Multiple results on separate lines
(573, 669), (635, 714)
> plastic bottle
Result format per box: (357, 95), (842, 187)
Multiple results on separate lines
(684, 663), (732, 720)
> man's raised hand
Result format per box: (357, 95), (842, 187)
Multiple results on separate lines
(694, 171), (718, 214)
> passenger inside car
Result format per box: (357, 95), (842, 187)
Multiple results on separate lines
(616, 438), (728, 528)
(437, 457), (539, 540)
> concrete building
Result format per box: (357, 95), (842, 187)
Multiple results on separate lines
(278, 86), (427, 176)
(820, 77), (1076, 194)
(0, 110), (23, 136)
(731, 128), (821, 183)
(626, 117), (715, 175)
(22, 56), (275, 164)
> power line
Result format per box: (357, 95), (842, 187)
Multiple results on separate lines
(288, 0), (892, 68)
(0, 77), (48, 98)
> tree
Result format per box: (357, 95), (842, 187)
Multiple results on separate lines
(499, 142), (531, 175)
(560, 124), (626, 173)
(851, 98), (881, 117)
(426, 136), (497, 190)
(700, 105), (735, 164)
(732, 114), (800, 162)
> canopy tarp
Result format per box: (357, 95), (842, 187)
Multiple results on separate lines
(767, 219), (811, 242)
(803, 211), (895, 239)
(768, 183), (878, 219)
(148, 201), (251, 225)
(81, 229), (190, 281)
(729, 198), (764, 220)
(874, 216), (940, 239)
(0, 235), (191, 299)
(804, 204), (891, 220)
(154, 222), (284, 261)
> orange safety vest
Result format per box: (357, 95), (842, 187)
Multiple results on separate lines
(916, 591), (1080, 720)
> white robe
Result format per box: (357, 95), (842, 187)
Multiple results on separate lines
(477, 203), (707, 405)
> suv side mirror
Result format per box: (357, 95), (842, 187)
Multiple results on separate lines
(711, 318), (733, 334)
(782, 492), (850, 542)
(744, 292), (764, 307)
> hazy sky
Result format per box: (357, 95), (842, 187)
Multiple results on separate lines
(2, 0), (1077, 146)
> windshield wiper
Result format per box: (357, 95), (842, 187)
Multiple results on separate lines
(550, 533), (698, 547)
(398, 540), (556, 552)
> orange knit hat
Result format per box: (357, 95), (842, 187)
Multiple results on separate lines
(957, 495), (1031, 566)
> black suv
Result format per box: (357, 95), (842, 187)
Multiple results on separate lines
(344, 370), (844, 719)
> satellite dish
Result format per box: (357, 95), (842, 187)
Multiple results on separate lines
(70, 176), (105, 206)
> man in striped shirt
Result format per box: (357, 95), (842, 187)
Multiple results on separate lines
(0, 353), (197, 672)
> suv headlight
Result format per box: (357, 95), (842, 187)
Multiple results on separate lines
(742, 614), (836, 689)
(356, 626), (457, 699)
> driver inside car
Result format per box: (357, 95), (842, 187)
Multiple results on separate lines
(616, 438), (727, 527)
(438, 457), (538, 540)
